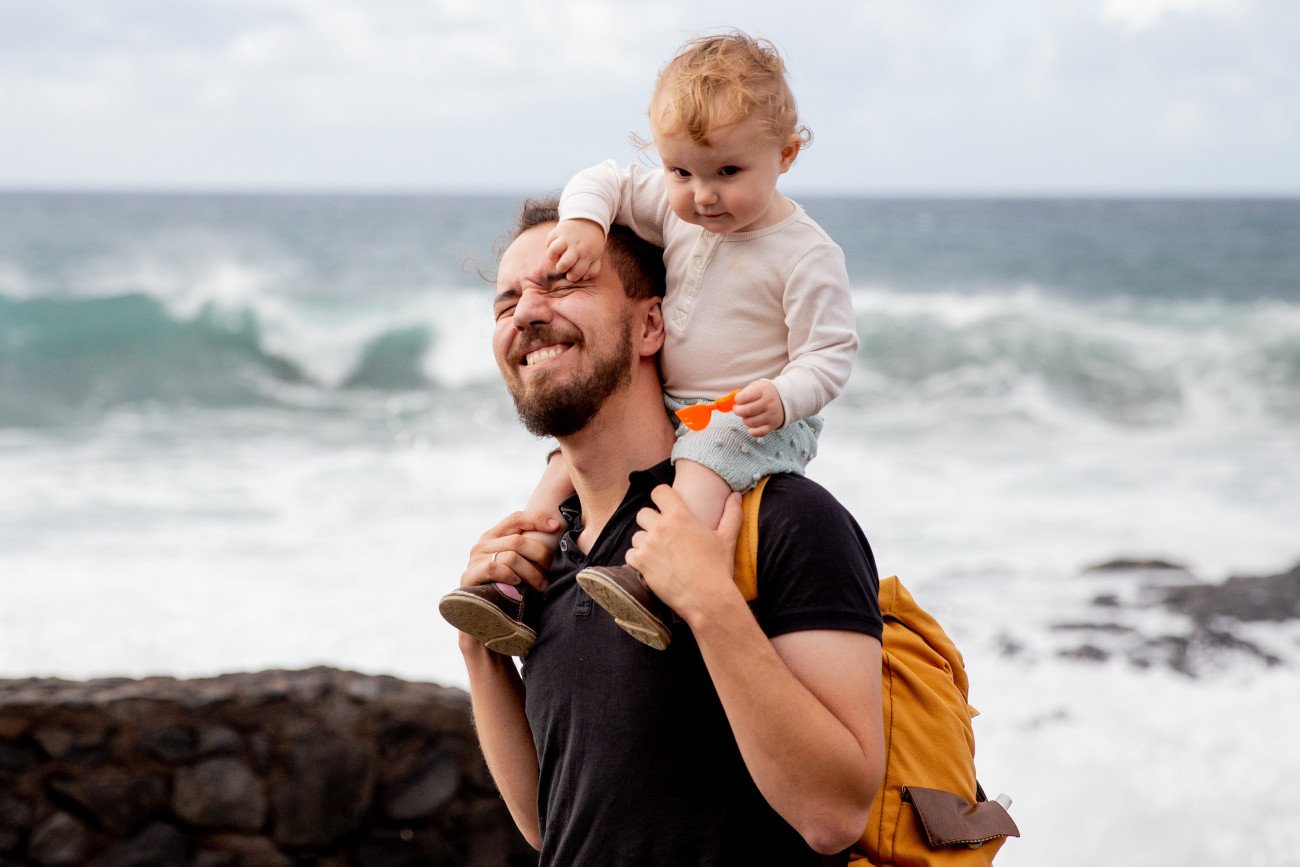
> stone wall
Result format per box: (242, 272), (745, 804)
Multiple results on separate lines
(0, 667), (536, 866)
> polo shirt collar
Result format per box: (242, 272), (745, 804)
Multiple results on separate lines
(556, 459), (674, 540)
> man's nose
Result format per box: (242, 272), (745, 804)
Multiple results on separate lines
(513, 286), (554, 327)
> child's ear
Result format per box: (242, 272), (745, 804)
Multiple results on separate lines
(778, 135), (802, 173)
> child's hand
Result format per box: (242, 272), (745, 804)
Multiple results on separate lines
(545, 218), (605, 282)
(732, 379), (785, 437)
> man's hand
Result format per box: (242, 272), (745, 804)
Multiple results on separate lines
(460, 510), (559, 594)
(732, 379), (786, 437)
(544, 218), (605, 282)
(625, 486), (744, 624)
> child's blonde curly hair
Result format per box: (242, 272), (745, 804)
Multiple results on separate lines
(648, 31), (812, 148)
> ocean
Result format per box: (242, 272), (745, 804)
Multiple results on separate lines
(2, 192), (1298, 865)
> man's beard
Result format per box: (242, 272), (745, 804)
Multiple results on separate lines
(504, 315), (635, 438)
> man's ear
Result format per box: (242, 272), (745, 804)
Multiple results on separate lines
(636, 297), (665, 357)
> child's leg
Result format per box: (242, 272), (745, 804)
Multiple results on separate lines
(671, 459), (734, 531)
(522, 449), (573, 552)
(572, 459), (727, 654)
(436, 449), (572, 656)
(504, 449), (573, 600)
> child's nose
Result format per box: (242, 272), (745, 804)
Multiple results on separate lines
(694, 184), (718, 205)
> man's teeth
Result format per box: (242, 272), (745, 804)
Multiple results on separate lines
(525, 346), (565, 366)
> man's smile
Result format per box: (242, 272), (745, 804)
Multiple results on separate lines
(523, 343), (571, 367)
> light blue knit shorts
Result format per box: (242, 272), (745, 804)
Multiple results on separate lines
(664, 394), (823, 493)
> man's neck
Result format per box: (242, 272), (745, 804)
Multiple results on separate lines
(559, 382), (676, 553)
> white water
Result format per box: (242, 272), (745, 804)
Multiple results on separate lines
(3, 194), (1299, 864)
(2, 381), (1298, 865)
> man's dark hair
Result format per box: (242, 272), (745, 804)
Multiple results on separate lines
(514, 197), (666, 301)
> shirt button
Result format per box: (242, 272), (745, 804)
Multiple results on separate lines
(560, 539), (569, 553)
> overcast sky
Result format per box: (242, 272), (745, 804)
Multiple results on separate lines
(2, 0), (1296, 194)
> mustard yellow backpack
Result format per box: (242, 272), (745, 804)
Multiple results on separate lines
(734, 478), (1020, 865)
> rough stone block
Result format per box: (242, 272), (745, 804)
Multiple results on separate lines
(98, 821), (189, 867)
(380, 741), (462, 821)
(271, 734), (376, 847)
(173, 758), (267, 831)
(196, 833), (291, 867)
(48, 770), (169, 835)
(26, 812), (93, 867)
(138, 724), (199, 763)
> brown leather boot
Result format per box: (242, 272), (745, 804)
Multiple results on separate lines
(438, 582), (538, 657)
(575, 565), (672, 650)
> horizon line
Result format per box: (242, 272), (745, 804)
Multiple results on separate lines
(2, 184), (1299, 201)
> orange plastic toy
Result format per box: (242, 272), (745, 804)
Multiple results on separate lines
(674, 388), (741, 431)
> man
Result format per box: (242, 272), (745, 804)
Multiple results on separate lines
(455, 199), (885, 865)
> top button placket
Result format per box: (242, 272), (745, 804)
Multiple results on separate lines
(672, 232), (722, 332)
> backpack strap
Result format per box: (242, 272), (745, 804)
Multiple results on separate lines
(732, 475), (770, 603)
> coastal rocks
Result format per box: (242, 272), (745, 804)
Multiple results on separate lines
(0, 667), (535, 865)
(1048, 560), (1300, 676)
(27, 812), (93, 866)
(1161, 563), (1300, 624)
(173, 758), (266, 830)
(271, 734), (374, 846)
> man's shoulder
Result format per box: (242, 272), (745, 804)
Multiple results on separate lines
(754, 472), (872, 557)
(750, 473), (883, 638)
(756, 472), (849, 521)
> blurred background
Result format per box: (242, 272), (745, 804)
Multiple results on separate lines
(2, 2), (1298, 864)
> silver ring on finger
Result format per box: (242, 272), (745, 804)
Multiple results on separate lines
(490, 552), (499, 564)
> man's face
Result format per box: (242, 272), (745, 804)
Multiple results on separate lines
(492, 224), (637, 437)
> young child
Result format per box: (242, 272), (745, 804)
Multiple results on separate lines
(440, 31), (858, 654)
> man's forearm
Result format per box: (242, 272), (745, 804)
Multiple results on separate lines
(688, 593), (883, 855)
(462, 640), (542, 849)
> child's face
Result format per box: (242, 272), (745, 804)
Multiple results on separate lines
(654, 113), (800, 235)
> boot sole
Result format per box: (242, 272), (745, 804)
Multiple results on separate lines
(576, 571), (672, 651)
(438, 592), (536, 657)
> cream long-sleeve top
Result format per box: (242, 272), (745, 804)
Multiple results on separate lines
(559, 160), (859, 425)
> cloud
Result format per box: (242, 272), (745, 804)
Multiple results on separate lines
(1103, 0), (1249, 34)
(0, 0), (1296, 191)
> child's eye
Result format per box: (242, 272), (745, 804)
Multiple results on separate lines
(671, 167), (691, 179)
(719, 166), (741, 176)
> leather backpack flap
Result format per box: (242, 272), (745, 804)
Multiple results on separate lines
(901, 787), (1020, 849)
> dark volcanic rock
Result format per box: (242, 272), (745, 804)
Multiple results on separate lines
(48, 770), (168, 834)
(173, 758), (267, 831)
(1161, 563), (1300, 624)
(1060, 559), (1300, 675)
(139, 725), (200, 763)
(196, 726), (244, 757)
(0, 742), (38, 781)
(272, 733), (376, 847)
(32, 727), (108, 763)
(98, 822), (190, 867)
(380, 741), (462, 821)
(27, 812), (93, 866)
(0, 668), (524, 863)
(1084, 558), (1189, 573)
(195, 833), (291, 867)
